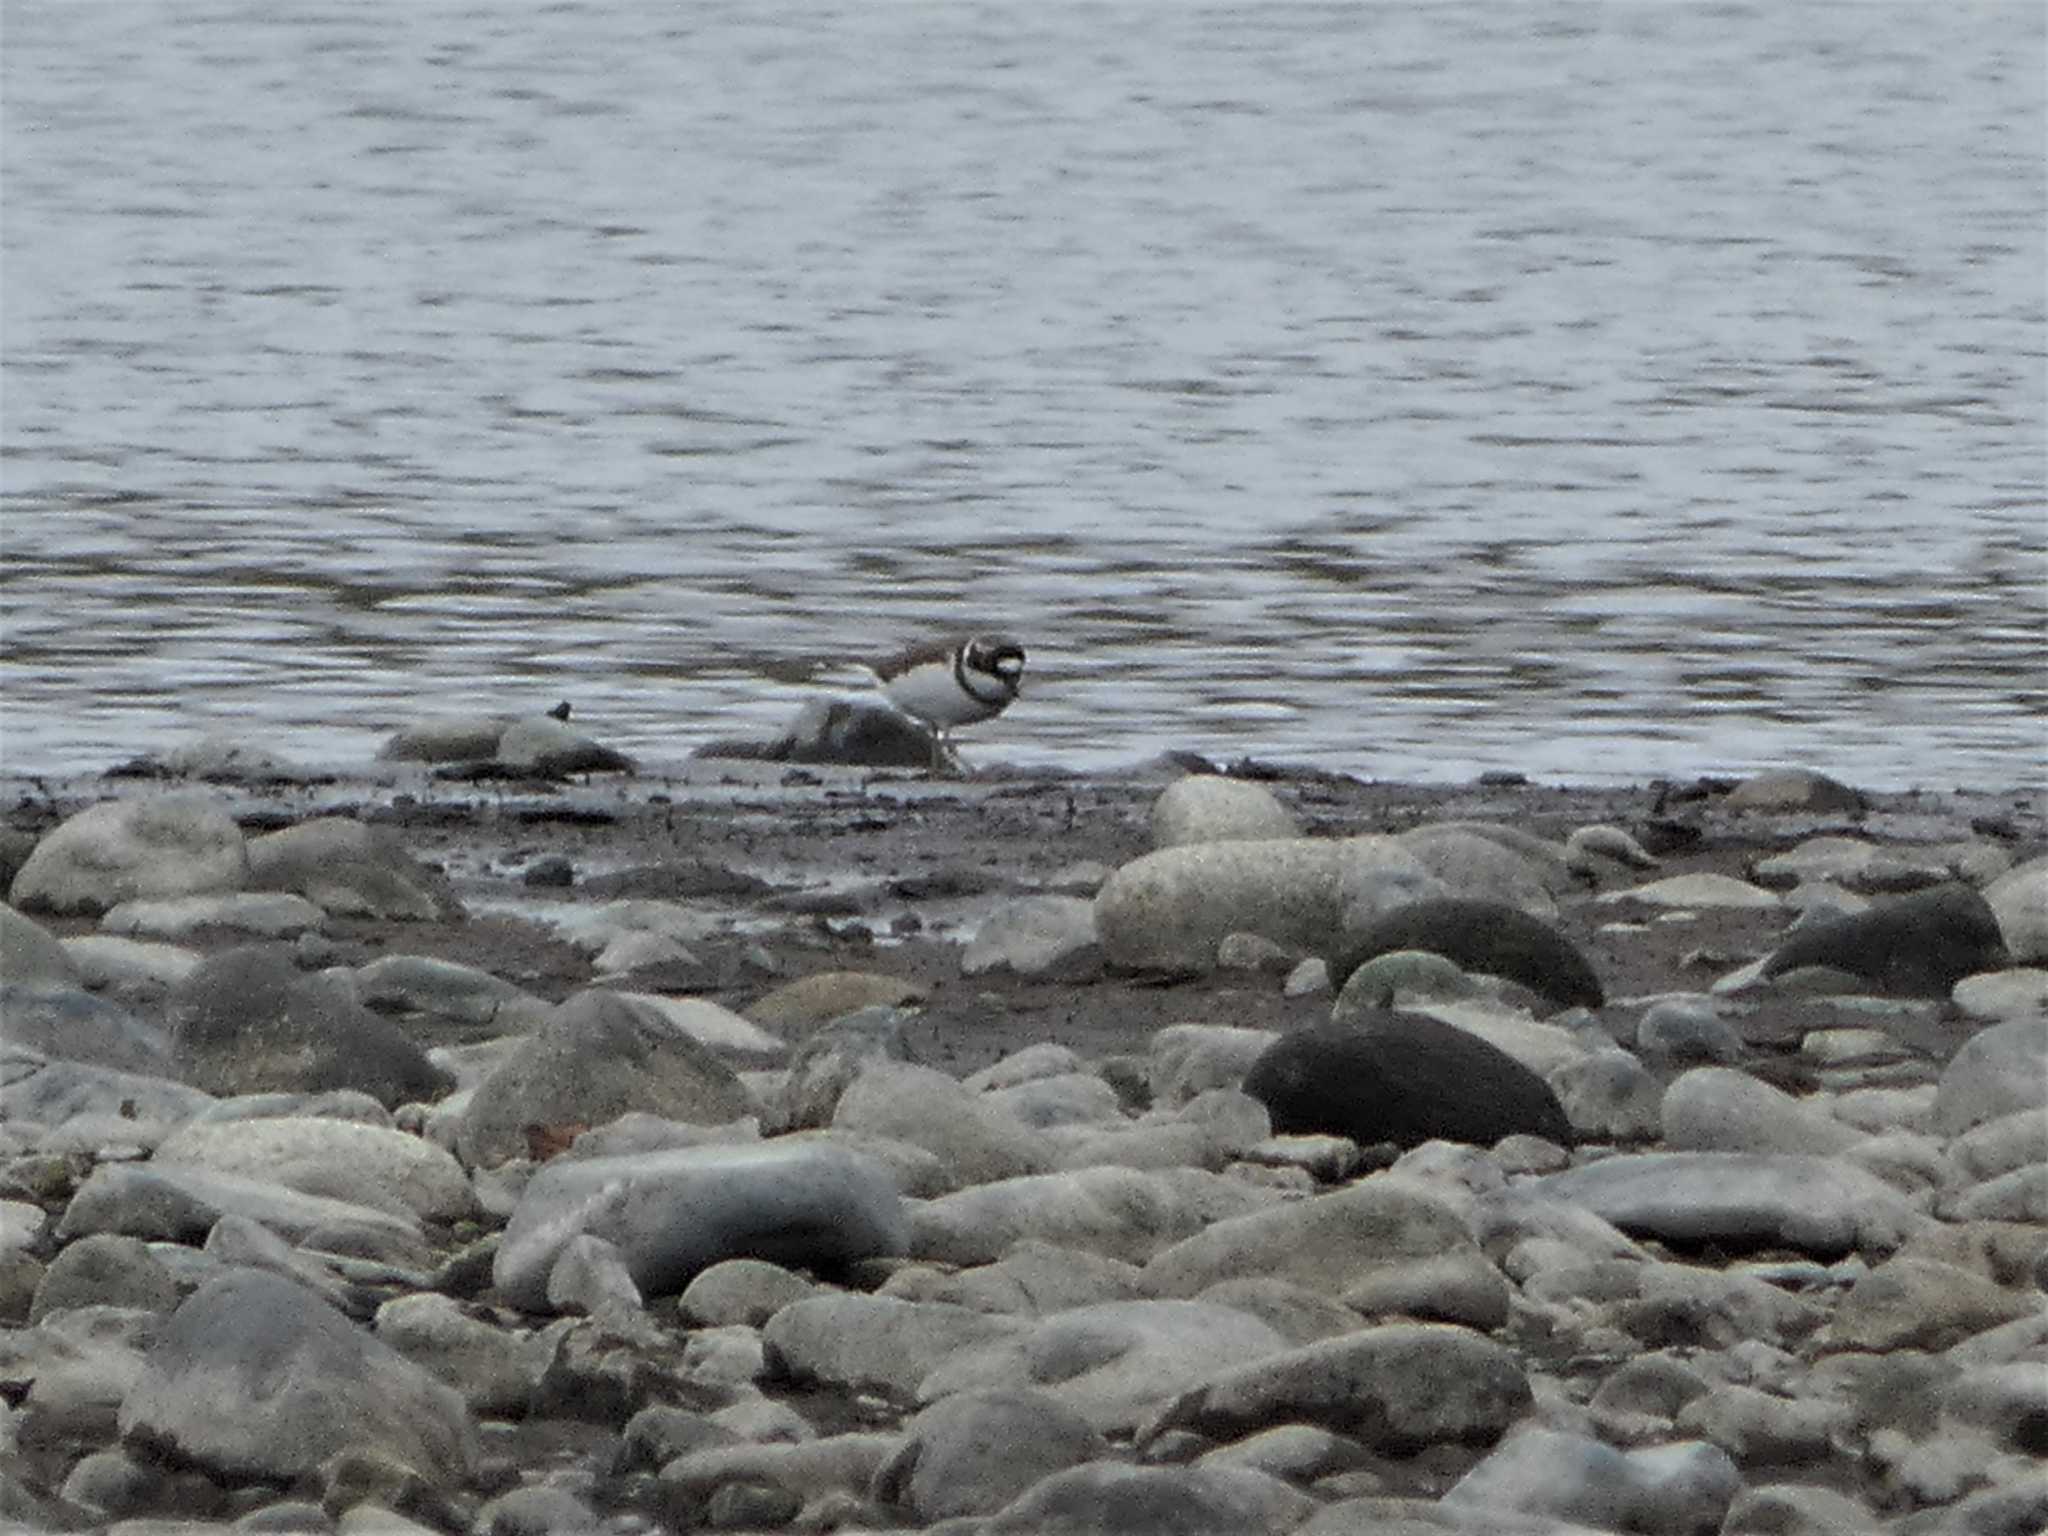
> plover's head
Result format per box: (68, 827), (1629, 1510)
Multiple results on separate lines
(965, 634), (1026, 694)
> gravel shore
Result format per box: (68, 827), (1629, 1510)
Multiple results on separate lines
(2, 746), (2043, 1535)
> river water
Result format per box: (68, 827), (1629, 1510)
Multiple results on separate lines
(4, 1), (2043, 788)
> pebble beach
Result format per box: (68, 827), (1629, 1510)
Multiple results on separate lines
(1, 720), (2044, 1536)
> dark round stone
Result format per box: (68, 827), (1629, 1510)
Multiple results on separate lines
(1762, 882), (2009, 997)
(1329, 898), (1604, 1012)
(1243, 1009), (1574, 1149)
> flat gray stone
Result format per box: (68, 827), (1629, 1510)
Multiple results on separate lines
(832, 1061), (1051, 1190)
(1443, 1425), (1741, 1533)
(0, 981), (175, 1076)
(919, 1299), (1291, 1434)
(0, 903), (78, 984)
(873, 1388), (1109, 1521)
(57, 1162), (425, 1264)
(246, 817), (457, 921)
(1935, 1015), (2048, 1136)
(152, 1116), (475, 1224)
(1659, 1067), (1866, 1156)
(1142, 1175), (1508, 1329)
(1984, 856), (2048, 963)
(1150, 1321), (1530, 1454)
(962, 895), (1101, 977)
(906, 1166), (1201, 1268)
(494, 1139), (906, 1312)
(457, 988), (754, 1169)
(764, 1293), (1026, 1398)
(102, 891), (325, 939)
(1525, 1151), (1928, 1257)
(977, 1459), (1313, 1536)
(1, 1047), (215, 1134)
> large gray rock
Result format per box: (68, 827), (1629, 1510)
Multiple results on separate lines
(1660, 1067), (1867, 1156)
(831, 1062), (1051, 1190)
(56, 1162), (425, 1264)
(378, 715), (512, 763)
(168, 945), (451, 1109)
(1141, 1175), (1508, 1330)
(885, 1239), (1147, 1319)
(1150, 1321), (1530, 1453)
(1147, 1024), (1280, 1108)
(917, 1300), (1291, 1435)
(1390, 825), (1571, 917)
(101, 891), (324, 940)
(1443, 1425), (1741, 1535)
(494, 1140), (906, 1312)
(0, 903), (78, 983)
(1815, 1257), (2040, 1353)
(764, 1293), (1027, 1397)
(58, 934), (202, 999)
(9, 793), (249, 917)
(962, 896), (1101, 978)
(974, 1460), (1313, 1536)
(151, 1116), (475, 1224)
(907, 1166), (1202, 1268)
(246, 818), (459, 921)
(1094, 838), (1348, 973)
(374, 1293), (551, 1419)
(1935, 1015), (2048, 1137)
(494, 714), (633, 775)
(1, 1048), (215, 1134)
(457, 988), (754, 1169)
(872, 1388), (1109, 1521)
(1983, 855), (2048, 963)
(1526, 1151), (1928, 1257)
(1724, 769), (1866, 814)
(0, 981), (175, 1076)
(119, 1270), (478, 1486)
(768, 1004), (914, 1130)
(28, 1234), (181, 1323)
(353, 954), (540, 1030)
(1150, 777), (1301, 849)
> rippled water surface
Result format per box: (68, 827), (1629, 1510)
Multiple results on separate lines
(4, 1), (2043, 787)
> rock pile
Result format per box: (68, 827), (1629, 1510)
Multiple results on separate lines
(1, 763), (2043, 1535)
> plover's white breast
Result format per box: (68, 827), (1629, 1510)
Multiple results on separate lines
(882, 655), (1009, 729)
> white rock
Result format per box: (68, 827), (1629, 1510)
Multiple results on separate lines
(59, 935), (202, 995)
(1661, 1068), (1868, 1156)
(919, 1300), (1291, 1434)
(102, 891), (324, 939)
(1984, 855), (2048, 962)
(963, 895), (1101, 977)
(152, 1116), (477, 1223)
(614, 993), (786, 1058)
(908, 1165), (1202, 1268)
(10, 793), (249, 917)
(1602, 873), (1781, 909)
(1150, 776), (1301, 849)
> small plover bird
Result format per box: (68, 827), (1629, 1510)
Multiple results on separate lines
(866, 633), (1026, 763)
